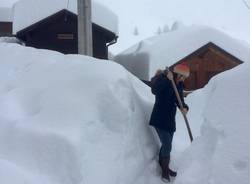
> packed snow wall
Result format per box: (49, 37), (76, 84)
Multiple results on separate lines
(0, 42), (165, 184)
(174, 62), (250, 184)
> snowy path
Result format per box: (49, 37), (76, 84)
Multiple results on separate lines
(1, 40), (250, 184)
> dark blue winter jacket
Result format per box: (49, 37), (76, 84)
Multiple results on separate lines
(149, 73), (188, 132)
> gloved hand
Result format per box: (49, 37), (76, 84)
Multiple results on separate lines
(166, 71), (173, 80)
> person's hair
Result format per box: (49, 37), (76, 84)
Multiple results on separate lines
(173, 72), (178, 82)
(151, 69), (163, 86)
(155, 69), (163, 76)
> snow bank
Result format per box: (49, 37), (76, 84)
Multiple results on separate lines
(174, 62), (250, 184)
(114, 25), (250, 81)
(0, 7), (12, 22)
(0, 37), (24, 44)
(2, 38), (249, 184)
(0, 43), (165, 184)
(12, 0), (118, 35)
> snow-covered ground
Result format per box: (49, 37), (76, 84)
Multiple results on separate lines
(174, 63), (250, 184)
(1, 35), (250, 184)
(1, 0), (250, 183)
(0, 41), (162, 184)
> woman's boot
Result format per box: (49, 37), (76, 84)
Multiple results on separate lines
(159, 156), (177, 177)
(159, 157), (170, 182)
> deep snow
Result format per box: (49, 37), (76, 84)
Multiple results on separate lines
(114, 25), (250, 81)
(1, 33), (250, 184)
(1, 0), (250, 183)
(0, 42), (164, 184)
(173, 63), (250, 184)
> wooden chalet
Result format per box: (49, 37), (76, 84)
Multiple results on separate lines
(170, 42), (243, 91)
(0, 21), (12, 36)
(15, 9), (118, 59)
(0, 7), (13, 36)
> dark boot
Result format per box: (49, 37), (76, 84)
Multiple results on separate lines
(167, 156), (177, 177)
(159, 157), (170, 182)
(169, 168), (177, 177)
(159, 156), (177, 177)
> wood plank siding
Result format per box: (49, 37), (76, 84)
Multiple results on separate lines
(0, 22), (12, 36)
(16, 10), (117, 59)
(171, 42), (243, 90)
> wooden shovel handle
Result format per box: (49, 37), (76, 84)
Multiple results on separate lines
(166, 68), (194, 142)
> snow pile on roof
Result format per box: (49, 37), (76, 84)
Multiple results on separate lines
(114, 25), (250, 81)
(12, 0), (118, 34)
(0, 42), (162, 184)
(0, 7), (12, 22)
(0, 37), (23, 44)
(174, 62), (250, 184)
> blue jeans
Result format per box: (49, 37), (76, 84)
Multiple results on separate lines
(155, 128), (174, 158)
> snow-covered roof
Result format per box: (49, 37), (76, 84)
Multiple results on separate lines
(115, 25), (250, 81)
(0, 7), (12, 22)
(12, 0), (118, 35)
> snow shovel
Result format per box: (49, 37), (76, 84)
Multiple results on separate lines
(166, 67), (194, 142)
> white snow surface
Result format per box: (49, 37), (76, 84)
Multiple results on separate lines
(114, 25), (250, 81)
(0, 7), (12, 22)
(12, 0), (118, 35)
(174, 63), (250, 184)
(0, 42), (162, 184)
(0, 0), (18, 8)
(0, 37), (23, 44)
(1, 40), (250, 184)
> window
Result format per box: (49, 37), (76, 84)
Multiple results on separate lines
(57, 33), (74, 40)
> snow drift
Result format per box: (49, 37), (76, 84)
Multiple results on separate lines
(1, 38), (250, 184)
(0, 42), (164, 184)
(174, 62), (250, 184)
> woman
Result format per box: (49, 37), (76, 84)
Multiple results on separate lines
(149, 64), (190, 182)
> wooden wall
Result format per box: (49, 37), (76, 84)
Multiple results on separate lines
(0, 22), (12, 36)
(16, 10), (116, 59)
(182, 46), (241, 90)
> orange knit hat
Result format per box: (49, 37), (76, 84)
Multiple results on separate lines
(173, 63), (190, 77)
